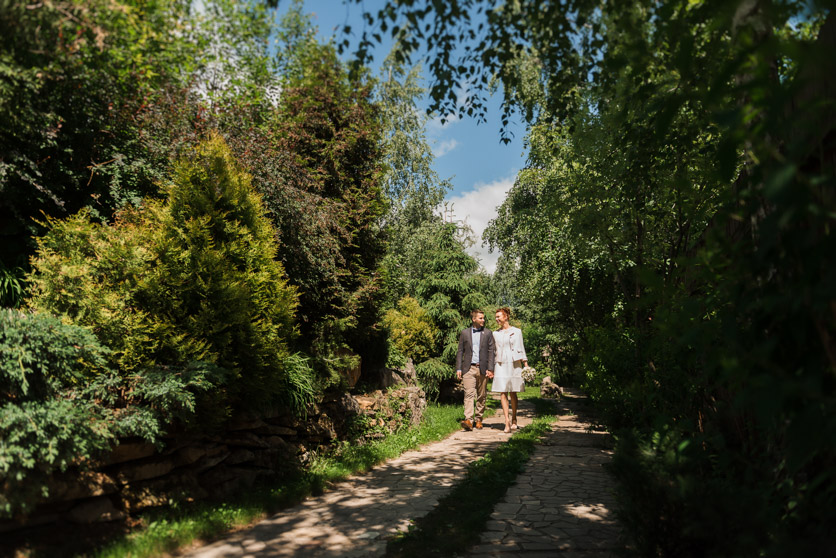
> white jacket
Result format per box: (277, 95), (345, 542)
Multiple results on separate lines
(494, 326), (527, 364)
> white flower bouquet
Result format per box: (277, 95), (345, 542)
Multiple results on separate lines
(521, 365), (536, 383)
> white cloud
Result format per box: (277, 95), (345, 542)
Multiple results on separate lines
(444, 175), (516, 274)
(427, 113), (460, 132)
(432, 138), (459, 157)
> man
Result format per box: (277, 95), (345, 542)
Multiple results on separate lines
(455, 309), (496, 431)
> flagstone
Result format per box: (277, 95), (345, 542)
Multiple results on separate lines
(183, 389), (622, 557)
(465, 389), (621, 556)
(185, 401), (533, 558)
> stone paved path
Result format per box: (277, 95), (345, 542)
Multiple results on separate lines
(183, 404), (535, 558)
(467, 389), (621, 557)
(184, 389), (621, 558)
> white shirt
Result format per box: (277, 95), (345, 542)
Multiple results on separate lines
(471, 328), (483, 364)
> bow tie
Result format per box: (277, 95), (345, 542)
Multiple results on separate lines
(472, 327), (484, 333)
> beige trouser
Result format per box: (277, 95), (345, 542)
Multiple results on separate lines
(463, 364), (487, 422)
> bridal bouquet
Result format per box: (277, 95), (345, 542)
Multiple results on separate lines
(521, 365), (537, 383)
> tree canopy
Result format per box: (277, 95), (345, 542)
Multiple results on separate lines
(349, 0), (836, 553)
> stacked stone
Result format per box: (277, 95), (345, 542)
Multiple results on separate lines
(0, 387), (426, 535)
(540, 376), (564, 398)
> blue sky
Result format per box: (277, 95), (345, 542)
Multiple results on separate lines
(275, 0), (528, 272)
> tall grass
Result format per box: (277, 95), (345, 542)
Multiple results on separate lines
(0, 266), (25, 308)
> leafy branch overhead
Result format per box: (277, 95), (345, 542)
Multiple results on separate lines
(343, 0), (831, 146)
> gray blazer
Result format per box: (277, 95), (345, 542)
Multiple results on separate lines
(455, 327), (496, 375)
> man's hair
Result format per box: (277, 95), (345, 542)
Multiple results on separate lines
(471, 309), (485, 318)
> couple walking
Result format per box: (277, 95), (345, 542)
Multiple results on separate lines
(455, 307), (527, 434)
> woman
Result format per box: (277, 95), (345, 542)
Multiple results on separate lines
(491, 307), (527, 433)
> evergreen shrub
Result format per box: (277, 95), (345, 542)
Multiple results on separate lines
(0, 309), (110, 399)
(27, 135), (315, 419)
(0, 309), (231, 517)
(415, 358), (453, 400)
(383, 296), (435, 364)
(0, 310), (112, 516)
(385, 340), (408, 370)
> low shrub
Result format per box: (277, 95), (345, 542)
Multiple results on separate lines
(0, 309), (110, 399)
(0, 312), (115, 507)
(385, 339), (408, 370)
(1, 396), (114, 517)
(415, 358), (452, 400)
(383, 296), (436, 364)
(0, 310), (215, 517)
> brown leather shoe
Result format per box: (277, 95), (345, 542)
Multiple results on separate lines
(474, 421), (483, 429)
(461, 419), (473, 431)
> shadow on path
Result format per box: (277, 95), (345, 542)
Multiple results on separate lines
(467, 389), (622, 557)
(182, 404), (537, 557)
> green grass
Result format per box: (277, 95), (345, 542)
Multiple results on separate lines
(93, 504), (268, 558)
(385, 396), (557, 557)
(89, 402), (474, 558)
(308, 402), (489, 483)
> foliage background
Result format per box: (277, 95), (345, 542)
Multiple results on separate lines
(349, 0), (836, 554)
(0, 0), (495, 521)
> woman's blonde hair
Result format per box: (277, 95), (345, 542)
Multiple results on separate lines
(497, 307), (511, 319)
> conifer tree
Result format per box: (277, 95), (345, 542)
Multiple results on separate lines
(28, 136), (312, 416)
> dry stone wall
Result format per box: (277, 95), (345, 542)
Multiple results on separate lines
(0, 386), (426, 535)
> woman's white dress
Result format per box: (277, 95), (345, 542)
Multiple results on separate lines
(491, 327), (526, 393)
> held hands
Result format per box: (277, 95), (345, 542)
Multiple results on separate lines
(456, 370), (494, 379)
